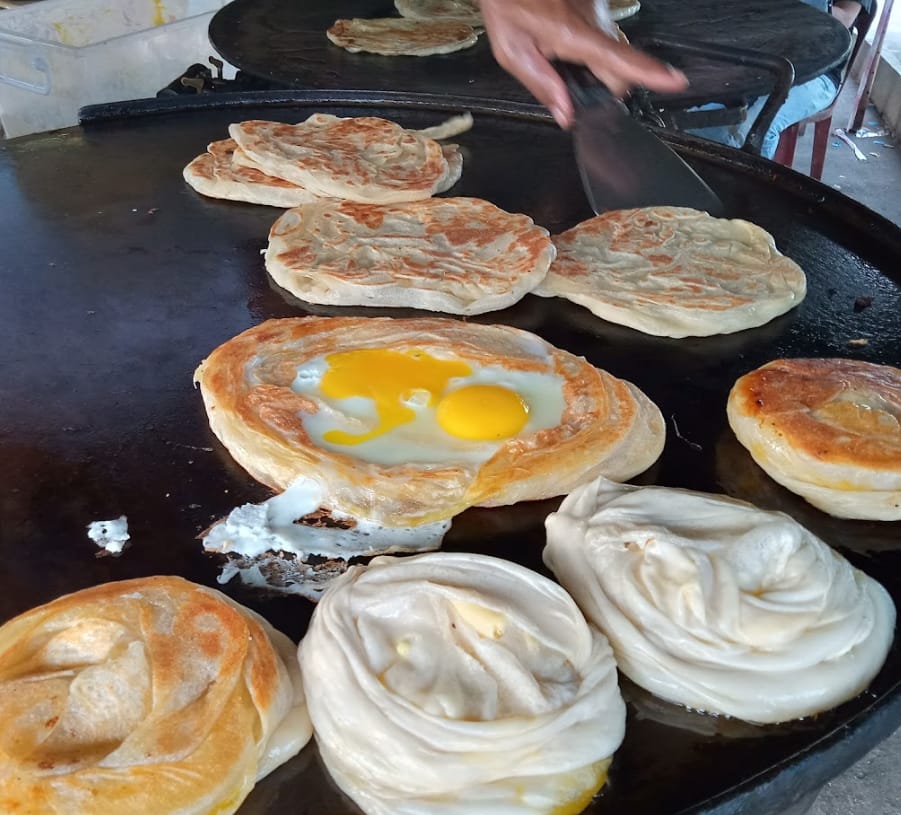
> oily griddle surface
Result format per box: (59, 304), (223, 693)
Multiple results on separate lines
(1, 99), (900, 815)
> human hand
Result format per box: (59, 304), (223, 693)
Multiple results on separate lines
(479, 0), (688, 128)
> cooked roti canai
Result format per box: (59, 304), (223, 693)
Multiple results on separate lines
(229, 115), (454, 204)
(194, 316), (666, 527)
(544, 478), (896, 724)
(183, 138), (324, 207)
(327, 17), (479, 56)
(264, 197), (555, 315)
(394, 0), (483, 25)
(299, 552), (626, 815)
(185, 137), (463, 206)
(0, 576), (311, 814)
(535, 207), (807, 338)
(728, 357), (901, 521)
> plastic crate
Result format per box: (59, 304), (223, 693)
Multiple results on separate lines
(0, 0), (232, 138)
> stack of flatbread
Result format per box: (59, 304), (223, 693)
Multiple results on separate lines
(183, 112), (472, 207)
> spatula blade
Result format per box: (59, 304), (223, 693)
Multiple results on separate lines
(573, 97), (725, 216)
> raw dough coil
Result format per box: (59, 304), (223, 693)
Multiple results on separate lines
(299, 552), (626, 815)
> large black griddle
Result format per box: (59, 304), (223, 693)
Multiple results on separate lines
(2, 93), (901, 815)
(207, 0), (850, 109)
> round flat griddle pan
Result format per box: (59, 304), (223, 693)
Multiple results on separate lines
(207, 0), (851, 108)
(2, 92), (900, 815)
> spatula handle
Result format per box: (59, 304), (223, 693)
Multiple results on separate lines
(554, 61), (618, 110)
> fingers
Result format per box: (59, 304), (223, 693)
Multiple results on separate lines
(479, 0), (689, 126)
(487, 30), (576, 127)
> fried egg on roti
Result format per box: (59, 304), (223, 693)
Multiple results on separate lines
(194, 316), (666, 528)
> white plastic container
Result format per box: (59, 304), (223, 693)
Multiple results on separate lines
(0, 0), (233, 138)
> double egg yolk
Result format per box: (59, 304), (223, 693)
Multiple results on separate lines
(318, 348), (531, 445)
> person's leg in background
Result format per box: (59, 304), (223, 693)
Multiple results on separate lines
(684, 73), (839, 159)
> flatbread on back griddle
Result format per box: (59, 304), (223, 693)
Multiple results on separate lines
(229, 115), (453, 204)
(327, 18), (479, 56)
(608, 0), (641, 21)
(535, 207), (807, 338)
(394, 0), (483, 25)
(264, 197), (555, 315)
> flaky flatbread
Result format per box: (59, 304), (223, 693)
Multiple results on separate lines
(194, 317), (666, 526)
(183, 138), (324, 207)
(264, 197), (554, 315)
(0, 576), (311, 814)
(327, 18), (479, 56)
(229, 115), (452, 204)
(535, 207), (807, 337)
(727, 357), (901, 520)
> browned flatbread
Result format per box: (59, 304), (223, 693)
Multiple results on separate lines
(194, 317), (666, 526)
(727, 357), (901, 520)
(0, 576), (311, 814)
(229, 115), (452, 203)
(183, 138), (323, 207)
(327, 17), (479, 56)
(264, 197), (555, 315)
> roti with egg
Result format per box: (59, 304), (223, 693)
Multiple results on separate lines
(194, 316), (666, 527)
(327, 18), (479, 56)
(300, 551), (625, 815)
(229, 114), (455, 204)
(0, 576), (311, 815)
(264, 197), (554, 315)
(535, 207), (807, 337)
(544, 477), (896, 724)
(727, 357), (901, 521)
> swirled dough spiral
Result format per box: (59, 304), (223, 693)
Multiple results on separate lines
(0, 576), (311, 814)
(299, 552), (625, 815)
(543, 478), (895, 724)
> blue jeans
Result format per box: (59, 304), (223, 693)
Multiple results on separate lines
(685, 74), (839, 159)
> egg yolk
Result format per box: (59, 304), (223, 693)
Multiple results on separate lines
(318, 348), (531, 445)
(320, 348), (471, 445)
(436, 385), (529, 441)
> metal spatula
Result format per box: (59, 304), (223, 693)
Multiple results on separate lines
(557, 62), (725, 216)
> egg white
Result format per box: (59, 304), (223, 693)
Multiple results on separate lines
(291, 357), (567, 466)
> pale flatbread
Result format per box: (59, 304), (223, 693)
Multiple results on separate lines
(183, 138), (323, 207)
(229, 114), (452, 204)
(544, 478), (896, 724)
(535, 207), (807, 338)
(264, 197), (555, 315)
(727, 357), (901, 521)
(394, 0), (483, 25)
(327, 17), (479, 56)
